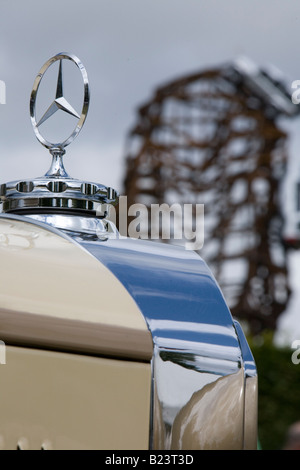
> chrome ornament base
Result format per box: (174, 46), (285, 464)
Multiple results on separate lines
(0, 175), (118, 216)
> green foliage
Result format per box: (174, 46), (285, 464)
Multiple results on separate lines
(249, 332), (300, 450)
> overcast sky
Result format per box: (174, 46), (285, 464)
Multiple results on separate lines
(1, 0), (300, 189)
(1, 0), (300, 341)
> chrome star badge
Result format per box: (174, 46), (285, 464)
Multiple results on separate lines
(30, 52), (90, 152)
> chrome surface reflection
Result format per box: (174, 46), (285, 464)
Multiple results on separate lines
(26, 213), (118, 241)
(62, 227), (252, 449)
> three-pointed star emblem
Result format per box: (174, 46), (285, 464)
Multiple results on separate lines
(37, 60), (80, 128)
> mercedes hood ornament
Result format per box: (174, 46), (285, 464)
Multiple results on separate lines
(0, 52), (118, 216)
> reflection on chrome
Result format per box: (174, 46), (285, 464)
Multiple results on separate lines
(151, 341), (242, 449)
(151, 320), (257, 449)
(26, 213), (118, 241)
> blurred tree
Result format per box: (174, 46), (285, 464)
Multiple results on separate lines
(123, 59), (297, 334)
(249, 334), (300, 450)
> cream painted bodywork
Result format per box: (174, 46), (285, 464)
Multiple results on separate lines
(0, 217), (153, 360)
(0, 346), (152, 450)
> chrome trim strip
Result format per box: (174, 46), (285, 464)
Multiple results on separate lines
(234, 320), (258, 449)
(234, 320), (257, 377)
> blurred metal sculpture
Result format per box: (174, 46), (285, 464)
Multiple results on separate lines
(123, 58), (299, 335)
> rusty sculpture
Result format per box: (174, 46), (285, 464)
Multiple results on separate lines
(123, 60), (296, 335)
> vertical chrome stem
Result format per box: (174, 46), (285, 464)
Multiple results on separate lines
(45, 148), (68, 178)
